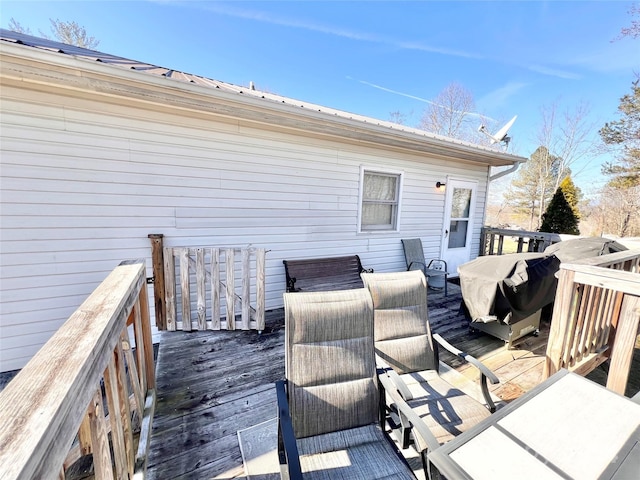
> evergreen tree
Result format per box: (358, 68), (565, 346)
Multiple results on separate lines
(504, 146), (562, 230)
(599, 81), (640, 188)
(539, 179), (580, 235)
(558, 176), (581, 220)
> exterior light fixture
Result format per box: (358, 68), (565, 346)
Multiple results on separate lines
(436, 181), (446, 191)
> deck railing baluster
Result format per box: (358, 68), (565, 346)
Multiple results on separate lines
(543, 250), (640, 394)
(156, 244), (266, 331)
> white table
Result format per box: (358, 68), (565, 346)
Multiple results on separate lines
(428, 369), (640, 479)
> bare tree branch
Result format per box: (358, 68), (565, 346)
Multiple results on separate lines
(40, 19), (100, 49)
(419, 82), (479, 142)
(536, 100), (597, 191)
(7, 18), (32, 35)
(613, 4), (640, 41)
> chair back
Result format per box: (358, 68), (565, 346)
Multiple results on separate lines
(401, 238), (426, 271)
(362, 270), (437, 374)
(283, 288), (379, 439)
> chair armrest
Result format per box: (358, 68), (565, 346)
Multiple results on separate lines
(375, 354), (413, 400)
(424, 268), (448, 276)
(275, 380), (303, 480)
(377, 367), (441, 454)
(433, 333), (499, 412)
(427, 259), (448, 273)
(433, 333), (499, 383)
(407, 261), (427, 271)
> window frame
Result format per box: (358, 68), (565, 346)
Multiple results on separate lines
(357, 166), (404, 233)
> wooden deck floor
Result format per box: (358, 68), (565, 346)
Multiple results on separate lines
(146, 282), (640, 479)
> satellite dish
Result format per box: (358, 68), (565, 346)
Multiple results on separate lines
(478, 115), (517, 147)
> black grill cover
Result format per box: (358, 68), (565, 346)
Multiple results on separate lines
(459, 237), (627, 324)
(544, 237), (627, 262)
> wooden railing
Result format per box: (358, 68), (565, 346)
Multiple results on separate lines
(480, 227), (561, 256)
(0, 260), (156, 479)
(544, 250), (640, 394)
(162, 246), (266, 331)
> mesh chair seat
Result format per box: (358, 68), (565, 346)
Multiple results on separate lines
(297, 424), (415, 479)
(399, 371), (491, 447)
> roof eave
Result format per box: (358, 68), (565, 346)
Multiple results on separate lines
(0, 40), (525, 167)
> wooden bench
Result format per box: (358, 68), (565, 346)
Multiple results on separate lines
(283, 255), (373, 292)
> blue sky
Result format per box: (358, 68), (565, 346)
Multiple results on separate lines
(2, 1), (638, 196)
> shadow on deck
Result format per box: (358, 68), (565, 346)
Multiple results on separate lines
(146, 281), (640, 479)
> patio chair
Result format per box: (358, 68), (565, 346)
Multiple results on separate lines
(401, 238), (449, 296)
(361, 270), (500, 460)
(276, 288), (438, 479)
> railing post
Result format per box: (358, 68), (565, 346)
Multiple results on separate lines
(148, 234), (166, 330)
(488, 232), (496, 255)
(479, 228), (487, 256)
(606, 295), (640, 395)
(543, 268), (577, 379)
(137, 281), (156, 390)
(497, 234), (504, 255)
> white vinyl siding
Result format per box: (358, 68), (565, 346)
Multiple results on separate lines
(0, 81), (492, 372)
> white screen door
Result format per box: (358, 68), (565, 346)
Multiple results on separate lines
(441, 179), (477, 276)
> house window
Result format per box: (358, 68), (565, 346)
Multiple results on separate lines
(359, 168), (402, 232)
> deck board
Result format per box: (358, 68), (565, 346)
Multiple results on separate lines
(147, 311), (285, 479)
(146, 282), (640, 479)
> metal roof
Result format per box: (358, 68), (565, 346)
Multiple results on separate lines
(0, 28), (523, 162)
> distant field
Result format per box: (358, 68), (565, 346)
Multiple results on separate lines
(501, 237), (520, 254)
(483, 236), (521, 255)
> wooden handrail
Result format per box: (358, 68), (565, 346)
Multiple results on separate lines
(480, 227), (561, 255)
(0, 260), (156, 479)
(544, 249), (640, 394)
(566, 249), (640, 271)
(567, 264), (640, 295)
